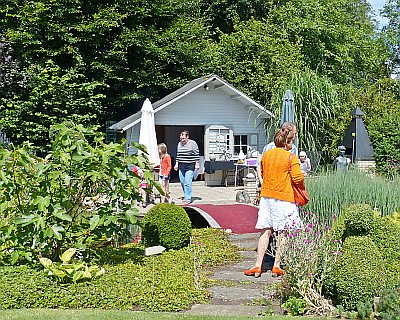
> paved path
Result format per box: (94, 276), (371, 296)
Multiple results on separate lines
(185, 233), (282, 317)
(140, 181), (283, 316)
(139, 181), (242, 214)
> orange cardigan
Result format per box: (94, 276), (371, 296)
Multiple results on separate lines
(160, 154), (172, 176)
(260, 148), (304, 203)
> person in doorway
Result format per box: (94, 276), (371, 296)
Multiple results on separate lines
(244, 127), (304, 278)
(158, 143), (172, 203)
(174, 130), (200, 205)
(299, 151), (312, 176)
(256, 122), (298, 185)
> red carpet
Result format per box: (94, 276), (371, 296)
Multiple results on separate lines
(188, 204), (260, 234)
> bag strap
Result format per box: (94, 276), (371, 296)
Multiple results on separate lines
(288, 154), (293, 175)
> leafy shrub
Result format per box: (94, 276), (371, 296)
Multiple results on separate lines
(324, 236), (384, 310)
(39, 248), (105, 284)
(0, 228), (238, 311)
(0, 122), (153, 264)
(282, 296), (307, 316)
(141, 203), (191, 250)
(281, 209), (341, 316)
(330, 203), (379, 241)
(386, 212), (400, 228)
(341, 204), (377, 237)
(377, 287), (400, 320)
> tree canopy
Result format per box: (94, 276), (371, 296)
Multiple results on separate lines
(0, 0), (397, 166)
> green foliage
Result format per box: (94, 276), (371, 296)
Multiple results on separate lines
(324, 236), (384, 310)
(330, 204), (400, 292)
(304, 170), (400, 219)
(270, 69), (342, 157)
(0, 122), (151, 264)
(387, 212), (400, 227)
(356, 301), (374, 320)
(212, 17), (304, 104)
(0, 228), (239, 312)
(270, 0), (389, 85)
(141, 203), (191, 250)
(381, 0), (400, 75)
(341, 203), (377, 237)
(0, 0), (214, 153)
(282, 296), (307, 316)
(39, 248), (105, 284)
(377, 287), (400, 320)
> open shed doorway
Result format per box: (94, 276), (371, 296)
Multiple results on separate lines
(156, 125), (205, 182)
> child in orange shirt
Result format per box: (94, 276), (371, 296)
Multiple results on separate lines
(158, 143), (172, 203)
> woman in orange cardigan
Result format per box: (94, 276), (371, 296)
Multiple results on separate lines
(244, 127), (304, 278)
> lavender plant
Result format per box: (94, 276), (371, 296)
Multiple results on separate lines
(281, 209), (341, 316)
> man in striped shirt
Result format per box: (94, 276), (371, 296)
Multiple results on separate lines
(174, 130), (200, 204)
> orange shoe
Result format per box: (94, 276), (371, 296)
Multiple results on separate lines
(271, 266), (284, 277)
(244, 267), (262, 277)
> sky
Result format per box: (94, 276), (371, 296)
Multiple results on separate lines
(369, 0), (389, 26)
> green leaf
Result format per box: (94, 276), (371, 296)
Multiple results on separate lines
(72, 270), (85, 283)
(51, 225), (65, 240)
(14, 214), (36, 226)
(89, 215), (100, 230)
(33, 196), (51, 212)
(60, 248), (76, 263)
(39, 257), (53, 268)
(53, 209), (72, 222)
(125, 210), (138, 224)
(95, 268), (106, 278)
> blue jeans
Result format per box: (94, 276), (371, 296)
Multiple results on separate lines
(179, 168), (194, 202)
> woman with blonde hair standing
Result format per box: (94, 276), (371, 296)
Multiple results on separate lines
(244, 127), (304, 277)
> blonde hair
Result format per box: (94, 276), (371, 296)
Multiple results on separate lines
(158, 143), (168, 157)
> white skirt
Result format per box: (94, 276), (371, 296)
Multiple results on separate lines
(255, 197), (303, 231)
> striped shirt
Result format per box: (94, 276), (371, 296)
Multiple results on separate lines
(176, 139), (200, 164)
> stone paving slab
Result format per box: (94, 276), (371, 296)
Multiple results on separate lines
(208, 286), (265, 302)
(186, 304), (266, 316)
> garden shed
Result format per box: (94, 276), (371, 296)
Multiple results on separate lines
(109, 74), (274, 170)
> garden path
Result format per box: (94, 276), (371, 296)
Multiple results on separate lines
(185, 233), (283, 317)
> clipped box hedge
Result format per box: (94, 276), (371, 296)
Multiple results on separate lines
(141, 203), (192, 250)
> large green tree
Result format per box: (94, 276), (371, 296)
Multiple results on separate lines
(382, 0), (400, 78)
(269, 0), (389, 85)
(0, 0), (214, 152)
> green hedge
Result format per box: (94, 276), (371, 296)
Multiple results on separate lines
(141, 203), (191, 250)
(325, 236), (384, 310)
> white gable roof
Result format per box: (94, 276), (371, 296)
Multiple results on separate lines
(110, 74), (274, 132)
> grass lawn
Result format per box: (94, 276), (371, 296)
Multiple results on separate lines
(0, 309), (327, 320)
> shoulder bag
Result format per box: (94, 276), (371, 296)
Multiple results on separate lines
(289, 154), (310, 206)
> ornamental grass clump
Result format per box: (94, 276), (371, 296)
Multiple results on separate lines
(304, 170), (400, 219)
(281, 209), (341, 316)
